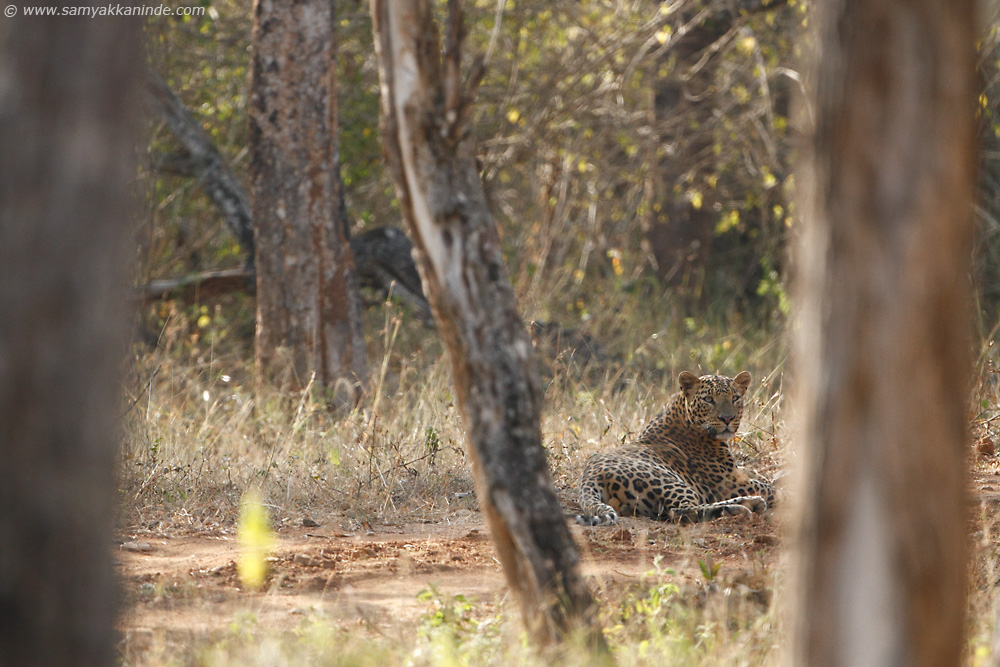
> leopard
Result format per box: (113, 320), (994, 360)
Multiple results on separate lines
(575, 371), (774, 525)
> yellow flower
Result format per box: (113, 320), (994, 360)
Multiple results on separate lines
(237, 490), (275, 590)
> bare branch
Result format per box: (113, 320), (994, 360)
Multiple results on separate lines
(139, 268), (253, 303)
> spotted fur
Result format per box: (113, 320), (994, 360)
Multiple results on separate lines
(576, 371), (774, 525)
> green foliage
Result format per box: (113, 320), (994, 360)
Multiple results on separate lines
(755, 257), (790, 316)
(468, 0), (801, 317)
(123, 5), (1000, 665)
(142, 0), (803, 325)
(141, 0), (1000, 332)
(697, 556), (722, 583)
(142, 0), (251, 280)
(417, 588), (490, 642)
(337, 7), (392, 223)
(424, 425), (443, 466)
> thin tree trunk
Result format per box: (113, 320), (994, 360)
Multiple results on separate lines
(0, 11), (140, 667)
(249, 0), (367, 407)
(146, 69), (256, 269)
(369, 0), (604, 649)
(790, 1), (977, 665)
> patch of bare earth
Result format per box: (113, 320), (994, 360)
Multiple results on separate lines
(117, 501), (782, 654)
(115, 462), (1000, 659)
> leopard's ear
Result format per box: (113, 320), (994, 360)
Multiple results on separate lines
(678, 371), (701, 395)
(733, 371), (752, 394)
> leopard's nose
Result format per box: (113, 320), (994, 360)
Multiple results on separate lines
(720, 415), (734, 426)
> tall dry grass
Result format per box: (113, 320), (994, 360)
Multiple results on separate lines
(119, 289), (1000, 665)
(120, 290), (788, 533)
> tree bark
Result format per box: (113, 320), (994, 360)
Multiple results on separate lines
(789, 1), (976, 665)
(249, 0), (367, 407)
(369, 0), (604, 649)
(0, 11), (140, 667)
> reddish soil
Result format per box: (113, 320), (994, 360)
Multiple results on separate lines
(117, 461), (1000, 656)
(117, 506), (781, 651)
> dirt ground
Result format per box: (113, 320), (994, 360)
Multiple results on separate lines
(117, 462), (1000, 660)
(117, 503), (781, 653)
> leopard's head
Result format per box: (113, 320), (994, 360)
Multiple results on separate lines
(677, 371), (752, 440)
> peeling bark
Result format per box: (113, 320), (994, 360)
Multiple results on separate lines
(249, 0), (367, 406)
(790, 1), (976, 665)
(370, 0), (604, 648)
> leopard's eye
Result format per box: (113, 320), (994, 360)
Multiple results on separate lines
(704, 396), (715, 406)
(733, 394), (741, 403)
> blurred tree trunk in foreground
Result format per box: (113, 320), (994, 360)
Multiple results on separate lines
(790, 0), (976, 665)
(370, 0), (605, 649)
(249, 0), (367, 408)
(0, 11), (140, 667)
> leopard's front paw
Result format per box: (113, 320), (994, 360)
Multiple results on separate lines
(740, 495), (767, 513)
(722, 503), (753, 518)
(575, 504), (619, 526)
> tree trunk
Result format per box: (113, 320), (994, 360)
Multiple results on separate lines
(249, 0), (367, 407)
(789, 1), (976, 665)
(0, 12), (139, 667)
(369, 0), (604, 649)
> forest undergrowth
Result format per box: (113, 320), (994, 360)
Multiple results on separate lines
(119, 287), (793, 665)
(121, 287), (789, 535)
(118, 289), (1000, 666)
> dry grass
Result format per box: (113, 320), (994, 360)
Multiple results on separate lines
(122, 300), (474, 533)
(118, 293), (1000, 665)
(121, 292), (788, 530)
